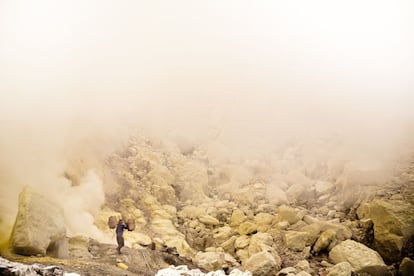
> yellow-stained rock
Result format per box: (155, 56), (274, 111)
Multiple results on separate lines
(254, 213), (275, 232)
(329, 240), (385, 271)
(284, 231), (318, 251)
(119, 198), (146, 226)
(230, 209), (246, 227)
(125, 231), (152, 247)
(199, 215), (220, 226)
(213, 226), (234, 244)
(238, 221), (257, 236)
(164, 237), (195, 259)
(357, 199), (414, 263)
(313, 229), (337, 254)
(10, 187), (66, 256)
(235, 236), (250, 249)
(117, 262), (128, 270)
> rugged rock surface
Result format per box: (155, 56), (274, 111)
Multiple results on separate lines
(243, 251), (281, 276)
(0, 256), (67, 276)
(10, 187), (67, 257)
(329, 239), (386, 271)
(399, 257), (414, 276)
(2, 134), (414, 275)
(357, 198), (414, 263)
(156, 265), (252, 276)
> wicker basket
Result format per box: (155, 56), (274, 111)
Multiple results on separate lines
(126, 218), (135, 231)
(108, 216), (117, 229)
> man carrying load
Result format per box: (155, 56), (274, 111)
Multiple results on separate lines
(115, 219), (128, 254)
(108, 216), (135, 254)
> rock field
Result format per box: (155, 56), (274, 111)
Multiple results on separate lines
(1, 134), (414, 275)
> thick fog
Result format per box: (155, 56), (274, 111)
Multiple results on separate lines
(0, 0), (413, 242)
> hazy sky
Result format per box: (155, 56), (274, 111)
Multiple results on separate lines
(0, 0), (413, 149)
(0, 0), (414, 121)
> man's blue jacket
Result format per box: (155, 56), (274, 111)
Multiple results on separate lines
(116, 222), (128, 236)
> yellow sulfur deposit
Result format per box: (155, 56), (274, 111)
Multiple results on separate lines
(117, 262), (128, 270)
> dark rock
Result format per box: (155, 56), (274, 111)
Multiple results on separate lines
(399, 257), (414, 276)
(357, 265), (392, 276)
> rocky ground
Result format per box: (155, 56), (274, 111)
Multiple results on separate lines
(1, 134), (414, 275)
(1, 242), (193, 276)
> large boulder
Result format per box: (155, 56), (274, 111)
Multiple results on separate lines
(248, 233), (274, 256)
(213, 226), (234, 245)
(329, 240), (386, 271)
(220, 236), (237, 253)
(243, 251), (281, 276)
(125, 231), (152, 247)
(284, 231), (317, 251)
(247, 233), (280, 265)
(150, 209), (195, 259)
(357, 199), (414, 263)
(151, 217), (195, 258)
(254, 213), (275, 232)
(313, 229), (337, 254)
(237, 221), (257, 236)
(194, 251), (239, 272)
(10, 187), (67, 256)
(301, 219), (352, 251)
(164, 237), (195, 259)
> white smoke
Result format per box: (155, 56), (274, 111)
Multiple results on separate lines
(57, 170), (108, 241)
